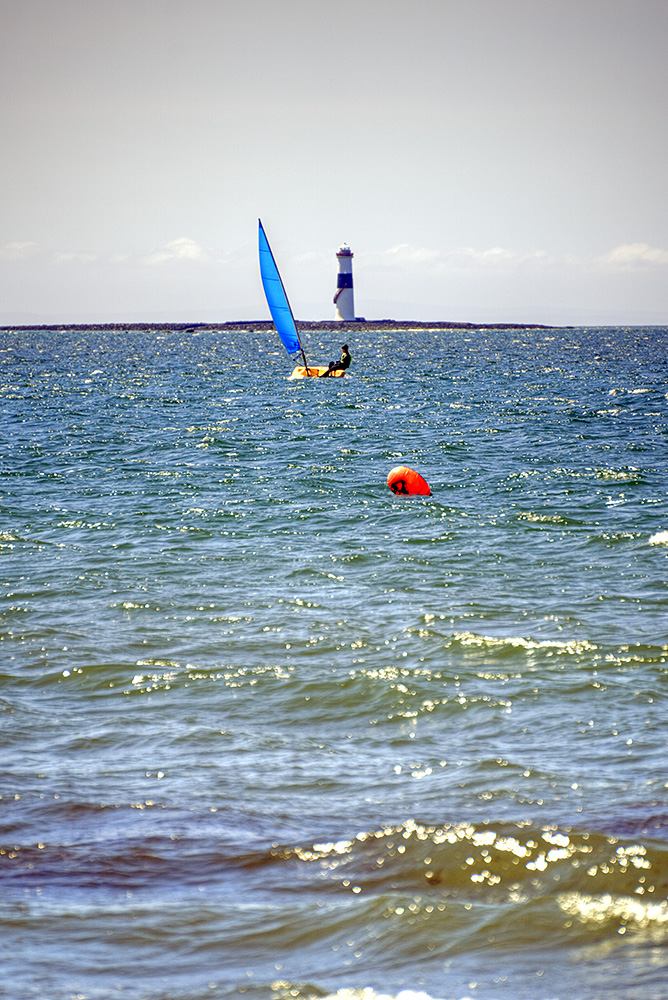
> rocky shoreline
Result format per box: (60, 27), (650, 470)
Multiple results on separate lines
(0, 318), (554, 333)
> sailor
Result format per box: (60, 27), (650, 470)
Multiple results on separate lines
(320, 344), (351, 377)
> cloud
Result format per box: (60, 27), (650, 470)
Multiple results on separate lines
(367, 242), (668, 275)
(598, 243), (668, 268)
(447, 246), (551, 268)
(53, 251), (98, 264)
(141, 237), (211, 265)
(1, 238), (227, 272)
(367, 243), (552, 272)
(383, 243), (442, 265)
(0, 241), (39, 261)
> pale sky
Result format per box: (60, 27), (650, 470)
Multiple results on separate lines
(1, 0), (667, 326)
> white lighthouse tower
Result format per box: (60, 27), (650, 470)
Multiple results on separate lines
(333, 244), (355, 321)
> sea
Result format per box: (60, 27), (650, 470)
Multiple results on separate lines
(2, 323), (668, 1000)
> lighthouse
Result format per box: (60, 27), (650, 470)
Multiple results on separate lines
(333, 244), (355, 321)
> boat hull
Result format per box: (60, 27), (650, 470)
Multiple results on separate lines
(289, 366), (346, 379)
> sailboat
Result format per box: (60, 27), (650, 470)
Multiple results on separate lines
(258, 219), (345, 379)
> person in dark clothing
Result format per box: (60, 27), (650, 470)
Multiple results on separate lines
(320, 344), (351, 376)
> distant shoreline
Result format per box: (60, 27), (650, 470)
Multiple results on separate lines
(0, 319), (558, 333)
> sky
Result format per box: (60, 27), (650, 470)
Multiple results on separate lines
(1, 0), (667, 327)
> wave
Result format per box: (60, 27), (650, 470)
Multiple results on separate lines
(6, 816), (667, 918)
(4, 813), (668, 1000)
(276, 817), (668, 912)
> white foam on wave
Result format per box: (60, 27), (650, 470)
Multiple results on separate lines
(270, 988), (450, 1000)
(451, 630), (597, 655)
(316, 991), (449, 1000)
(648, 531), (668, 545)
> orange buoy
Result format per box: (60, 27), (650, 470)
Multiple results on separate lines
(387, 466), (431, 496)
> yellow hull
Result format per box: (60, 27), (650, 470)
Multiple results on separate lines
(289, 365), (346, 379)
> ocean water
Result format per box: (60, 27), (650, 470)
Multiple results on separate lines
(2, 324), (668, 1000)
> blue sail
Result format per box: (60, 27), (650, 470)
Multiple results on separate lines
(258, 219), (302, 356)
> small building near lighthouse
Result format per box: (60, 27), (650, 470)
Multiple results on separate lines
(333, 244), (355, 321)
